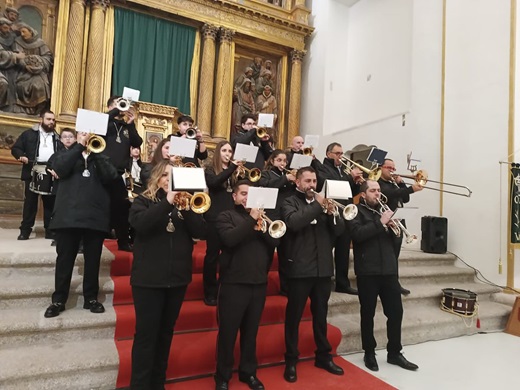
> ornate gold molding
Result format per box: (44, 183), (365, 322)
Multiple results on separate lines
(290, 49), (305, 63)
(127, 0), (312, 50)
(213, 27), (235, 139)
(90, 0), (111, 10)
(202, 23), (219, 40)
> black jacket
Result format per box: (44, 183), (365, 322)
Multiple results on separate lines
(281, 191), (345, 278)
(204, 164), (239, 222)
(230, 128), (273, 170)
(216, 205), (279, 284)
(378, 178), (413, 211)
(102, 108), (143, 173)
(315, 157), (361, 205)
(346, 200), (398, 276)
(10, 125), (63, 180)
(49, 143), (118, 232)
(129, 190), (207, 288)
(258, 168), (296, 220)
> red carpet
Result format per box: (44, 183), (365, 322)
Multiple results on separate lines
(107, 240), (395, 389)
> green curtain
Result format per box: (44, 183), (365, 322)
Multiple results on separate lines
(112, 8), (196, 114)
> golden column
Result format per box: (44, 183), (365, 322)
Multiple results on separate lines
(212, 27), (235, 139)
(287, 49), (305, 141)
(197, 24), (218, 135)
(84, 0), (110, 112)
(60, 0), (87, 119)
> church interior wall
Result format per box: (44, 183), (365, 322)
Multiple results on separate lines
(301, 0), (514, 287)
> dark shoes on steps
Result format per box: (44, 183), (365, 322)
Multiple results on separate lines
(44, 302), (65, 318)
(83, 300), (105, 313)
(315, 360), (344, 375)
(283, 364), (297, 382)
(239, 375), (264, 390)
(364, 353), (379, 371)
(387, 353), (419, 370)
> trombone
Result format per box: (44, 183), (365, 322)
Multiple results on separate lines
(340, 156), (381, 181)
(255, 210), (287, 238)
(393, 170), (472, 197)
(377, 194), (417, 244)
(86, 134), (106, 154)
(234, 165), (262, 182)
(173, 192), (211, 214)
(309, 189), (358, 220)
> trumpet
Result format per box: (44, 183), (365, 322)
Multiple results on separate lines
(309, 189), (358, 220)
(392, 170), (472, 197)
(256, 127), (268, 138)
(282, 167), (298, 176)
(255, 210), (287, 238)
(302, 146), (314, 156)
(377, 194), (417, 244)
(86, 134), (106, 154)
(123, 170), (139, 202)
(173, 192), (211, 214)
(116, 97), (132, 112)
(171, 156), (197, 168)
(234, 165), (261, 182)
(185, 127), (197, 139)
(340, 156), (381, 181)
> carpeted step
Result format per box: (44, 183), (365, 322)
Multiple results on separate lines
(0, 274), (114, 309)
(330, 300), (512, 354)
(0, 306), (116, 347)
(113, 271), (283, 305)
(167, 357), (396, 390)
(0, 339), (119, 390)
(115, 321), (342, 388)
(327, 281), (503, 317)
(114, 295), (312, 339)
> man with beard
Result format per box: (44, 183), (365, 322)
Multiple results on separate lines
(11, 110), (63, 240)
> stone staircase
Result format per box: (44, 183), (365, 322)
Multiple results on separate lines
(0, 224), (514, 389)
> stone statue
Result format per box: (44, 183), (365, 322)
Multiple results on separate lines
(256, 84), (278, 140)
(0, 18), (22, 111)
(249, 56), (263, 86)
(232, 78), (256, 127)
(234, 66), (255, 92)
(3, 7), (20, 35)
(255, 70), (274, 96)
(13, 23), (53, 115)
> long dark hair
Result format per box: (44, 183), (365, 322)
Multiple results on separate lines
(208, 140), (232, 175)
(264, 149), (286, 171)
(151, 138), (169, 166)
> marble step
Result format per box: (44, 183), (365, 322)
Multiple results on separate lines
(0, 306), (116, 348)
(330, 300), (512, 355)
(0, 339), (119, 390)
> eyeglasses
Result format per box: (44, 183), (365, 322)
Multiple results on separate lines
(330, 152), (343, 156)
(382, 166), (396, 171)
(61, 136), (75, 139)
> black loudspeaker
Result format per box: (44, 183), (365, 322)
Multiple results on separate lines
(421, 216), (448, 254)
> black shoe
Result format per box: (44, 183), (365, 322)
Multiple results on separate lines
(387, 353), (418, 371)
(283, 364), (297, 383)
(118, 243), (133, 252)
(17, 232), (30, 240)
(400, 286), (411, 295)
(50, 240), (56, 247)
(214, 376), (228, 390)
(315, 360), (344, 375)
(335, 286), (358, 295)
(239, 375), (264, 390)
(44, 302), (65, 318)
(364, 353), (379, 371)
(204, 297), (217, 306)
(83, 300), (105, 313)
(45, 229), (55, 240)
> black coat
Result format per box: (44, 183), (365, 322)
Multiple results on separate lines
(10, 125), (63, 181)
(216, 205), (279, 284)
(230, 128), (273, 170)
(102, 108), (143, 173)
(281, 191), (345, 278)
(129, 190), (207, 288)
(346, 201), (398, 276)
(378, 178), (413, 211)
(314, 157), (361, 205)
(49, 143), (118, 232)
(204, 164), (238, 222)
(258, 168), (296, 220)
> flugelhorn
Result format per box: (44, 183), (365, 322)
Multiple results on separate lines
(234, 165), (261, 182)
(256, 127), (268, 138)
(340, 156), (381, 181)
(173, 192), (211, 214)
(171, 156), (197, 168)
(309, 189), (358, 220)
(377, 194), (417, 244)
(86, 134), (106, 154)
(255, 210), (287, 238)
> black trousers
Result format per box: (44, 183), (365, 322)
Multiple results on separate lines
(131, 285), (187, 390)
(394, 220), (405, 287)
(52, 228), (105, 304)
(20, 179), (55, 233)
(284, 277), (332, 365)
(203, 222), (220, 299)
(108, 178), (131, 245)
(333, 228), (353, 290)
(216, 283), (267, 382)
(276, 245), (289, 294)
(356, 274), (403, 355)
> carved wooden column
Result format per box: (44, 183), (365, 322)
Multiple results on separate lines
(287, 49), (305, 141)
(60, 0), (87, 118)
(197, 24), (218, 135)
(84, 0), (110, 111)
(212, 27), (235, 139)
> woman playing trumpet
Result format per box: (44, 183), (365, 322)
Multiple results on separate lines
(128, 160), (207, 389)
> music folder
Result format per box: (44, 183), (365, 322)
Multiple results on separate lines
(325, 180), (352, 200)
(290, 154), (312, 169)
(246, 187), (278, 210)
(304, 134), (320, 149)
(170, 167), (206, 191)
(169, 136), (196, 158)
(367, 147), (388, 165)
(75, 109), (108, 135)
(233, 143), (259, 163)
(122, 87), (140, 102)
(257, 113), (274, 128)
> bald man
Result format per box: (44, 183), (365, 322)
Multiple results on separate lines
(286, 136), (304, 168)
